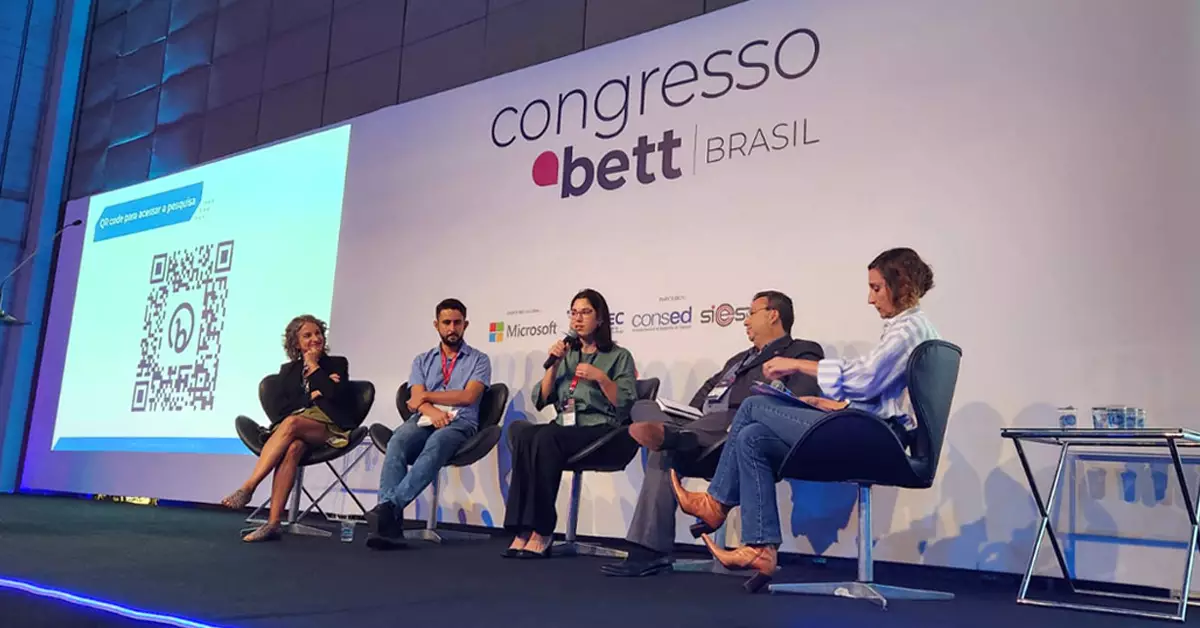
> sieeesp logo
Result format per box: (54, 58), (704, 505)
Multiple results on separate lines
(490, 27), (820, 200)
(700, 303), (751, 327)
(488, 320), (559, 343)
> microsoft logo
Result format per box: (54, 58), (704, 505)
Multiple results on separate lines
(486, 320), (559, 343)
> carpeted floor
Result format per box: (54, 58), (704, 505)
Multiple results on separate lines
(0, 494), (1191, 627)
(0, 588), (148, 627)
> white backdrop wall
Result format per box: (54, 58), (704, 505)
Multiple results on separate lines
(24, 0), (1200, 590)
(330, 0), (1200, 588)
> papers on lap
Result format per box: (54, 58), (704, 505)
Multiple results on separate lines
(656, 398), (703, 420)
(417, 404), (459, 426)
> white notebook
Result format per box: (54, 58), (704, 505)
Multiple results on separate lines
(417, 405), (459, 426)
(656, 398), (703, 421)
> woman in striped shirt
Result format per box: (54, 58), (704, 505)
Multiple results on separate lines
(670, 247), (939, 591)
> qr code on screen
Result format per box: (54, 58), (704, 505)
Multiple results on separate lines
(131, 240), (234, 413)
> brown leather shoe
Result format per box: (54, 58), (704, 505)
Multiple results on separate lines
(629, 423), (666, 450)
(669, 469), (728, 536)
(700, 534), (777, 593)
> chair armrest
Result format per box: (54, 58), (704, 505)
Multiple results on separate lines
(368, 423), (394, 455)
(566, 427), (627, 466)
(565, 427), (640, 472)
(449, 426), (501, 467)
(303, 426), (369, 466)
(676, 435), (728, 481)
(234, 416), (269, 456)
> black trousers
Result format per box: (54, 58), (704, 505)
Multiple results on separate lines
(503, 421), (615, 536)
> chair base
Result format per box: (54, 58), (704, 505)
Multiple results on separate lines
(240, 521), (333, 539)
(768, 581), (954, 609)
(672, 558), (778, 577)
(552, 540), (629, 559)
(405, 528), (491, 543)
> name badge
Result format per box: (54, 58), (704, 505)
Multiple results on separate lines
(703, 385), (732, 415)
(562, 399), (577, 427)
(707, 385), (731, 401)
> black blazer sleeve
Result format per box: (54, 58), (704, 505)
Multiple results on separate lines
(782, 340), (825, 397)
(308, 355), (349, 401)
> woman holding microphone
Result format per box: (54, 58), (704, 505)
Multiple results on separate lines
(503, 288), (638, 558)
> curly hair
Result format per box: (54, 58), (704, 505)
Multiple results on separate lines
(283, 314), (329, 361)
(868, 248), (935, 311)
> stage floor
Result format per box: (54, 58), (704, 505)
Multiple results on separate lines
(0, 494), (1190, 627)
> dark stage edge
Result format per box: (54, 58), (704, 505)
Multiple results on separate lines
(0, 494), (1192, 628)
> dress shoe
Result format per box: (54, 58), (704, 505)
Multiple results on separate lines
(365, 502), (392, 536)
(669, 469), (728, 537)
(518, 543), (553, 559)
(700, 534), (777, 593)
(600, 556), (673, 577)
(365, 502), (406, 550)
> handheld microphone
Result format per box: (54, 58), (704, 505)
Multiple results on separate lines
(0, 218), (84, 325)
(542, 329), (580, 370)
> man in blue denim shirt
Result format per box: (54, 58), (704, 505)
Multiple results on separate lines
(366, 298), (492, 549)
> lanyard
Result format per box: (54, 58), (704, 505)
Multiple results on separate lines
(567, 352), (596, 396)
(719, 349), (759, 386)
(441, 351), (459, 386)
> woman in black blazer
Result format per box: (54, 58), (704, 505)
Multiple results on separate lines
(221, 314), (354, 542)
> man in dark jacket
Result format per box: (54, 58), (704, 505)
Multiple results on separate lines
(601, 291), (824, 577)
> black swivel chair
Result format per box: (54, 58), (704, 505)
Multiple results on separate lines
(551, 377), (660, 558)
(234, 374), (375, 538)
(368, 382), (509, 542)
(767, 340), (962, 609)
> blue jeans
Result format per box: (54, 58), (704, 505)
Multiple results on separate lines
(707, 396), (826, 546)
(378, 418), (477, 513)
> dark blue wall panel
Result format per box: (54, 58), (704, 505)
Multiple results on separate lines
(67, 0), (748, 198)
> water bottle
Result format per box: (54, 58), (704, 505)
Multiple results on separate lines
(340, 520), (355, 543)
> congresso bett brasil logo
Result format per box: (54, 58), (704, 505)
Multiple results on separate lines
(489, 27), (820, 199)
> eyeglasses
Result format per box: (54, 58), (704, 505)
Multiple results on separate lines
(747, 307), (772, 317)
(568, 308), (596, 319)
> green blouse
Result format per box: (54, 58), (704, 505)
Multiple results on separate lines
(532, 345), (637, 427)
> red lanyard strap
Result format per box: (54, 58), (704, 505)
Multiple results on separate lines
(567, 353), (598, 396)
(441, 352), (459, 386)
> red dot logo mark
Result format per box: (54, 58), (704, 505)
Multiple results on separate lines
(531, 151), (559, 187)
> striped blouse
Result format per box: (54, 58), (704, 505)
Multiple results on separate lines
(816, 307), (940, 430)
